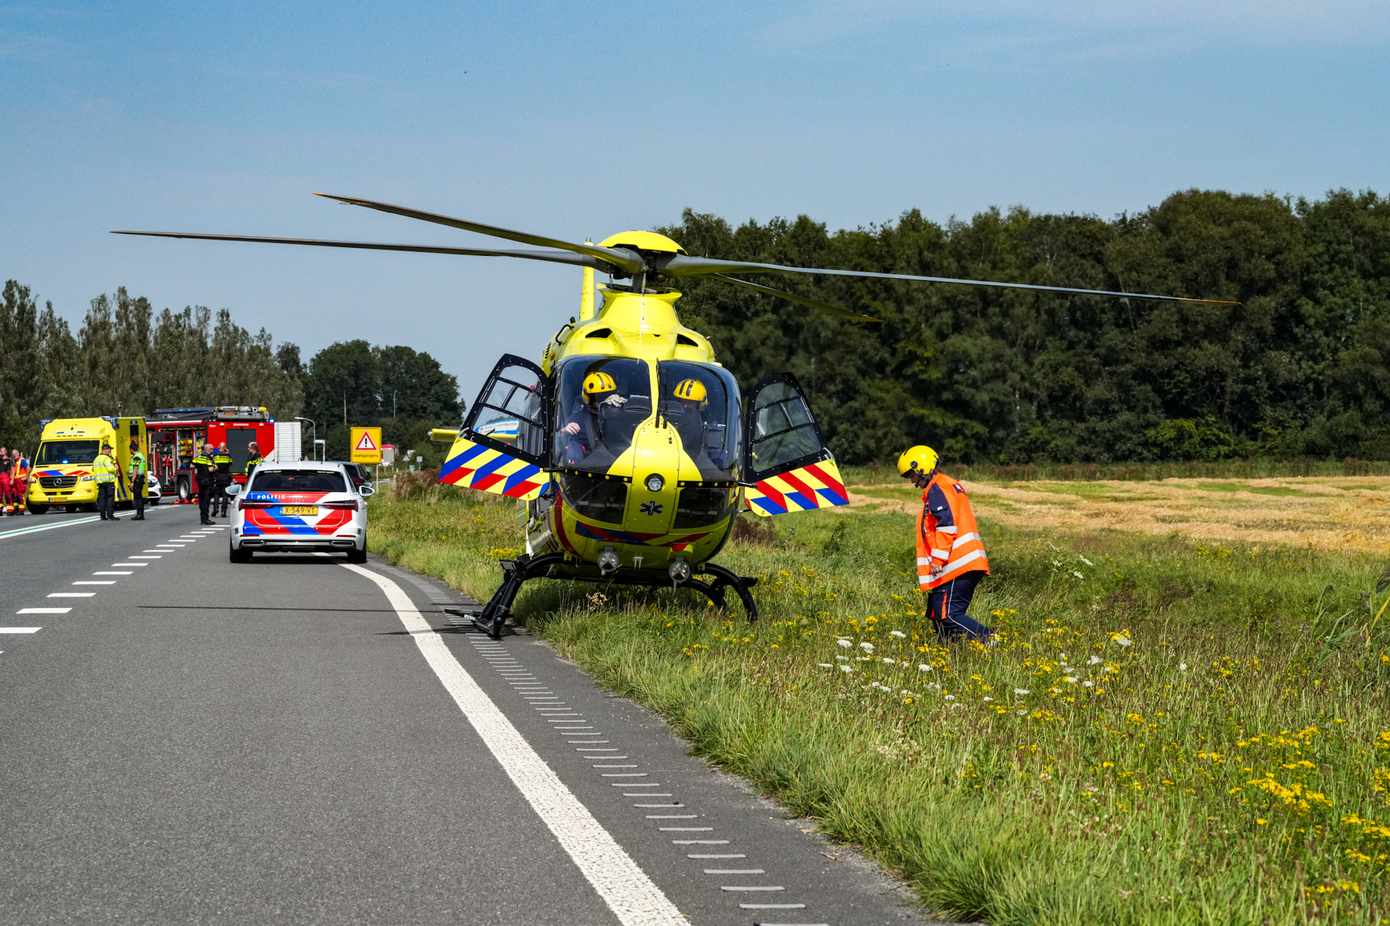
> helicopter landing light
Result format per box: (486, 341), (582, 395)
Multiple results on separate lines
(644, 474), (665, 493)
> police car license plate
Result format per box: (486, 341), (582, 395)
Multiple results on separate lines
(281, 505), (318, 515)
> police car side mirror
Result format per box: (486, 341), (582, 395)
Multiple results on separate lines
(224, 484), (241, 497)
(358, 484), (375, 498)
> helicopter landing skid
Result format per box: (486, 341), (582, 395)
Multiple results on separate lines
(458, 554), (760, 640)
(689, 562), (759, 624)
(464, 553), (568, 640)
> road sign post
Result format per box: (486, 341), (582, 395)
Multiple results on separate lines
(350, 426), (383, 465)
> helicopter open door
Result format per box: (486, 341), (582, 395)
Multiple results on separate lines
(438, 354), (551, 500)
(741, 374), (849, 517)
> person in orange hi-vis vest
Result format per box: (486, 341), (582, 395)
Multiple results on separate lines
(898, 444), (993, 642)
(0, 447), (11, 515)
(9, 449), (31, 514)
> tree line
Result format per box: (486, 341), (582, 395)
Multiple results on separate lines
(6, 187), (1387, 466)
(0, 282), (460, 463)
(667, 188), (1390, 463)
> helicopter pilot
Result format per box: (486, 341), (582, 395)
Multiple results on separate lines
(561, 370), (628, 465)
(667, 377), (729, 475)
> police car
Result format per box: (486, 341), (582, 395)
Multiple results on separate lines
(226, 461), (373, 563)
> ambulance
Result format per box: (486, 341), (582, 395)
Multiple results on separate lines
(26, 417), (147, 514)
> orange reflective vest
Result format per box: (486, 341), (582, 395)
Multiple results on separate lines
(915, 471), (989, 590)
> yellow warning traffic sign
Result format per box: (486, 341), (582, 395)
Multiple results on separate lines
(350, 426), (382, 464)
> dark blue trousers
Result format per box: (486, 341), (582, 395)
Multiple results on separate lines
(925, 570), (992, 641)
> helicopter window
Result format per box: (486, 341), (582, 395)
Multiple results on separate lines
(748, 380), (824, 477)
(553, 356), (652, 472)
(472, 355), (547, 458)
(657, 361), (741, 481)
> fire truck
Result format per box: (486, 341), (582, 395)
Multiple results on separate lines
(146, 406), (298, 501)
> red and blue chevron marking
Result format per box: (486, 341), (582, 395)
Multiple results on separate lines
(750, 462), (847, 515)
(438, 441), (488, 483)
(439, 441), (544, 498)
(240, 492), (351, 536)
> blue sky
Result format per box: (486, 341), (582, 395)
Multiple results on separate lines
(3, 1), (1388, 398)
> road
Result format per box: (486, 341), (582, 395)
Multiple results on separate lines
(0, 505), (932, 925)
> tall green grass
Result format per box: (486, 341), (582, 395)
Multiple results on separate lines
(369, 485), (1390, 925)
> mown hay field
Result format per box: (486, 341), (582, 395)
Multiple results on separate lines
(849, 475), (1390, 554)
(370, 473), (1390, 925)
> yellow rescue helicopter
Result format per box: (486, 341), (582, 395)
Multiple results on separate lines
(115, 194), (1231, 637)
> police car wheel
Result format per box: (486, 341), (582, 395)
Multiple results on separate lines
(229, 546), (252, 564)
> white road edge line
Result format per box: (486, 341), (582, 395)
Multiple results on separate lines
(0, 506), (169, 541)
(340, 563), (689, 926)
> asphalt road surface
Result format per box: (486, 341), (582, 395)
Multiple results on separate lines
(0, 505), (935, 925)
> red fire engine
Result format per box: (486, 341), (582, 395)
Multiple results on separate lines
(146, 406), (279, 501)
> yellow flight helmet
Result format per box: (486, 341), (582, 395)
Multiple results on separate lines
(896, 445), (939, 478)
(672, 378), (708, 403)
(583, 370), (618, 398)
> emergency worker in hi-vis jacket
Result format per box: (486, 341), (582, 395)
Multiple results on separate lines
(897, 445), (993, 642)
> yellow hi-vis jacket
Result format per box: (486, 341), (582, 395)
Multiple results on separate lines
(915, 471), (989, 590)
(92, 452), (118, 485)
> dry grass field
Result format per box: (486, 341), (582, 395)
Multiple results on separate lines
(851, 475), (1390, 553)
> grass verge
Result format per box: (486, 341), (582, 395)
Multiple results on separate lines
(369, 481), (1390, 925)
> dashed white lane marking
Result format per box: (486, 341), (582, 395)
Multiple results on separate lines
(17, 608), (70, 615)
(48, 592), (95, 598)
(672, 839), (729, 846)
(72, 581), (116, 586)
(0, 627), (43, 633)
(111, 562), (148, 567)
(93, 571), (132, 576)
(704, 869), (765, 875)
(129, 554), (162, 559)
(688, 853), (745, 859)
(341, 563), (688, 926)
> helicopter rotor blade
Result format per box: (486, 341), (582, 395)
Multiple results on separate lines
(313, 193), (646, 275)
(108, 231), (612, 270)
(714, 275), (880, 324)
(660, 255), (1238, 305)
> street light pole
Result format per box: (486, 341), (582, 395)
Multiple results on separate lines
(293, 417), (317, 462)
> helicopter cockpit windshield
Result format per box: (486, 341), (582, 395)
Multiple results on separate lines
(554, 356), (652, 472)
(657, 361), (741, 482)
